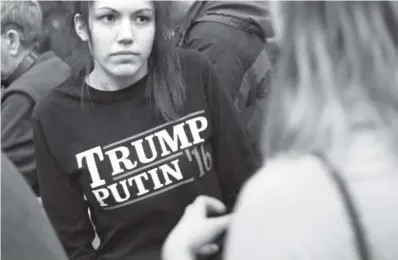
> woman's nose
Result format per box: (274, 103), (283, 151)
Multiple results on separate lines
(117, 19), (134, 45)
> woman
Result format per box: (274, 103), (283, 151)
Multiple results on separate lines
(163, 1), (398, 260)
(32, 1), (257, 259)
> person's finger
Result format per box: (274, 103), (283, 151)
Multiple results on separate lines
(202, 215), (231, 240)
(186, 196), (226, 216)
(204, 197), (227, 216)
(197, 244), (219, 256)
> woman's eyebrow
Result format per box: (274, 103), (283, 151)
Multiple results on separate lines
(95, 7), (117, 12)
(137, 8), (153, 12)
(95, 7), (154, 14)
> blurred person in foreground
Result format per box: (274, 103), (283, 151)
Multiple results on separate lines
(163, 1), (398, 260)
(1, 152), (67, 260)
(1, 0), (70, 195)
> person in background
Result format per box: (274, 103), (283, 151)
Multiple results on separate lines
(173, 1), (274, 160)
(163, 1), (398, 260)
(37, 1), (74, 61)
(33, 1), (257, 259)
(1, 0), (71, 195)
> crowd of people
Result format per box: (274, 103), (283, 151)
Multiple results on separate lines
(1, 1), (398, 260)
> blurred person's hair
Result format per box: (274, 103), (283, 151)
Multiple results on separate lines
(263, 1), (398, 158)
(65, 1), (185, 121)
(1, 0), (43, 47)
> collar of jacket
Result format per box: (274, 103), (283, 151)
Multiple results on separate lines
(5, 50), (40, 86)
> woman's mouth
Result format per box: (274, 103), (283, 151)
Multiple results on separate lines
(111, 51), (139, 56)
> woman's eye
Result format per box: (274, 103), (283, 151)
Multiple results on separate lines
(101, 14), (116, 23)
(136, 16), (151, 24)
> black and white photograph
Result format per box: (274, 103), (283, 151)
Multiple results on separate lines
(1, 1), (398, 260)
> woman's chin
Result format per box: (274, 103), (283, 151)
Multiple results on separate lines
(111, 65), (142, 78)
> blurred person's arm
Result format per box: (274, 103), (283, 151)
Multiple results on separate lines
(1, 93), (37, 186)
(33, 117), (97, 260)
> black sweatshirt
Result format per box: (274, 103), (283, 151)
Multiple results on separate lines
(33, 50), (258, 260)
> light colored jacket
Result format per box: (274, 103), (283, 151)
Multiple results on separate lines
(226, 133), (398, 260)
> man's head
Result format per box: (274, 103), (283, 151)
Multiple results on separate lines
(1, 0), (43, 79)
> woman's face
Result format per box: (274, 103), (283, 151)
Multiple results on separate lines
(77, 0), (155, 79)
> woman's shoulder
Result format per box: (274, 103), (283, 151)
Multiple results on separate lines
(33, 75), (79, 120)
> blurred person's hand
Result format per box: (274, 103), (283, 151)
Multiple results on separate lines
(162, 195), (231, 260)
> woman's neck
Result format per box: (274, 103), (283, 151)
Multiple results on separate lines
(86, 64), (148, 92)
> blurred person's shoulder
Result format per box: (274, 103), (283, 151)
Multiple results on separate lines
(229, 148), (398, 260)
(237, 154), (335, 205)
(230, 153), (354, 228)
(226, 155), (357, 260)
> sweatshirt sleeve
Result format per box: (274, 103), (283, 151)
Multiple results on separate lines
(201, 54), (260, 211)
(33, 117), (97, 260)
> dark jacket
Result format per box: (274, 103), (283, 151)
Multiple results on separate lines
(1, 51), (70, 193)
(175, 1), (273, 161)
(194, 1), (274, 38)
(177, 1), (272, 101)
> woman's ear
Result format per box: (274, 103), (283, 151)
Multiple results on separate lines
(74, 13), (89, 42)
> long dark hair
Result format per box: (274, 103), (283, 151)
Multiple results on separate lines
(66, 1), (185, 121)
